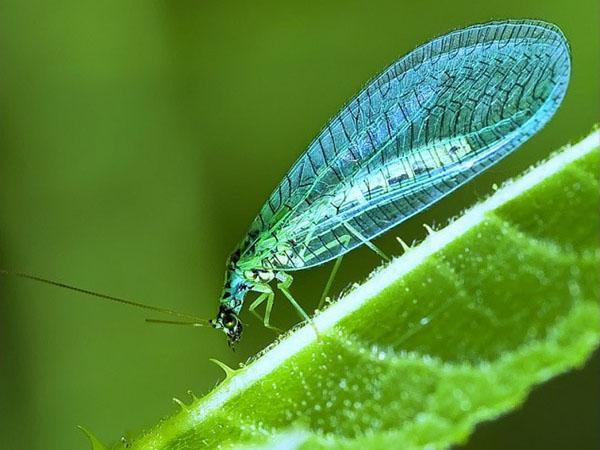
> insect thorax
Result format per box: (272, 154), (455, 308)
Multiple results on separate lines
(220, 248), (279, 314)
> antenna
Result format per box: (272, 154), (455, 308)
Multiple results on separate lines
(0, 269), (211, 325)
(145, 318), (209, 327)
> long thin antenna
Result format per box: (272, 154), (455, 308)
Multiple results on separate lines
(0, 269), (210, 324)
(145, 318), (209, 327)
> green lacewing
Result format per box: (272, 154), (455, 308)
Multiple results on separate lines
(2, 19), (570, 348)
(211, 19), (570, 345)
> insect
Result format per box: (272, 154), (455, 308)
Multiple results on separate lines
(1, 19), (570, 348)
(211, 19), (571, 345)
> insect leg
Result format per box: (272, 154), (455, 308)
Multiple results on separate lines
(317, 234), (350, 310)
(343, 222), (390, 261)
(248, 293), (269, 323)
(248, 284), (281, 332)
(276, 272), (319, 337)
(298, 223), (317, 260)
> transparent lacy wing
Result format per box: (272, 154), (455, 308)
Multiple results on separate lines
(239, 20), (570, 271)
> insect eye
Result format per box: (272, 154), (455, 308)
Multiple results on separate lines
(221, 313), (238, 329)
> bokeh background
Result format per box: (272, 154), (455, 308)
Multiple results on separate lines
(0, 1), (598, 449)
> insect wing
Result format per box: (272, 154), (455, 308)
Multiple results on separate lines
(242, 20), (570, 270)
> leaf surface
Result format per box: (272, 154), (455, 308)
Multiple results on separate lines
(126, 130), (600, 450)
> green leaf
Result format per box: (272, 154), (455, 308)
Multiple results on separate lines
(126, 129), (600, 450)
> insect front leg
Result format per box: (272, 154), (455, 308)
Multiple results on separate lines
(276, 272), (319, 338)
(248, 284), (281, 332)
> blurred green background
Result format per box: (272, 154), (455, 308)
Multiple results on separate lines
(0, 1), (597, 449)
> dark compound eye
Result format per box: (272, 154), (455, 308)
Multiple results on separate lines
(221, 312), (238, 330)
